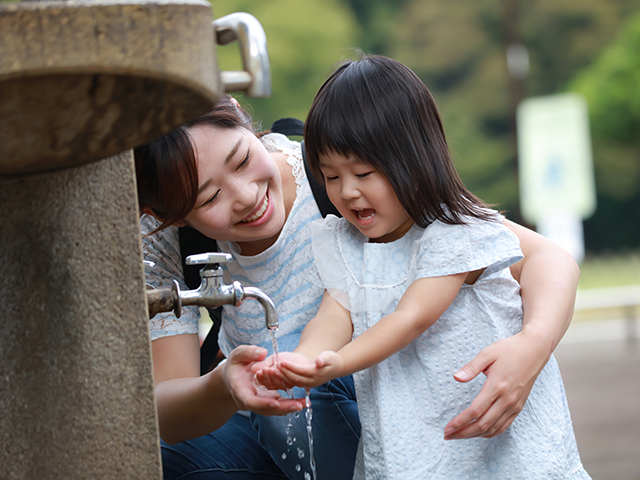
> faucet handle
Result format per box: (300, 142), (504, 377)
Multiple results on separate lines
(143, 260), (155, 273)
(185, 252), (233, 266)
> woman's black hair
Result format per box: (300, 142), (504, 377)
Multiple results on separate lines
(304, 54), (494, 227)
(134, 96), (255, 231)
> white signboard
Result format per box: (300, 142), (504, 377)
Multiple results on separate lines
(517, 93), (597, 262)
(517, 93), (596, 224)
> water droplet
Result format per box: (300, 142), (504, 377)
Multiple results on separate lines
(286, 437), (293, 446)
(304, 473), (311, 480)
(281, 453), (287, 460)
(297, 447), (305, 459)
(295, 464), (301, 472)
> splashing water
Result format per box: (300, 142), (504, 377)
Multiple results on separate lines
(305, 389), (317, 480)
(270, 327), (316, 479)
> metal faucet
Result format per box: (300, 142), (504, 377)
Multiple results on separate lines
(146, 252), (278, 330)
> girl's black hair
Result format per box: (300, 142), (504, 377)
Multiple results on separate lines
(134, 96), (255, 231)
(304, 55), (495, 227)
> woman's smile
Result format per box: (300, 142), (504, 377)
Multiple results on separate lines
(239, 191), (273, 226)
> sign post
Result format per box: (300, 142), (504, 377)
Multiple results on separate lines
(517, 93), (597, 262)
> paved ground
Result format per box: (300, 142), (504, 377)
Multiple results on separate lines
(555, 321), (640, 480)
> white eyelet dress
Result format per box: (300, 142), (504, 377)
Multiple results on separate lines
(310, 214), (591, 480)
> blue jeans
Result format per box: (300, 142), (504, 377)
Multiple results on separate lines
(161, 376), (360, 480)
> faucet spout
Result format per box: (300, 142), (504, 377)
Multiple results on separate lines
(145, 252), (279, 332)
(242, 286), (279, 330)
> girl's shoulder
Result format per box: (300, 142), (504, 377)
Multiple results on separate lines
(415, 215), (523, 278)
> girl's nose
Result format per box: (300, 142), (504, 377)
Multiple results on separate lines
(340, 179), (360, 200)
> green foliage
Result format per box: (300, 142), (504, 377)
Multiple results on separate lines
(566, 11), (640, 251)
(340, 0), (410, 54)
(210, 0), (359, 127)
(578, 248), (640, 289)
(571, 12), (640, 145)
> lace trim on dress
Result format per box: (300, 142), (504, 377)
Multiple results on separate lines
(261, 133), (305, 189)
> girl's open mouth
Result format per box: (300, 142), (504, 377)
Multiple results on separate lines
(356, 208), (375, 220)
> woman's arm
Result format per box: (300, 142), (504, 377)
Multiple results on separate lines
(153, 334), (304, 444)
(443, 219), (580, 440)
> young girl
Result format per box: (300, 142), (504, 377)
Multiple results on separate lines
(254, 55), (590, 479)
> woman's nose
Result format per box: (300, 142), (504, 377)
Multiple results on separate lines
(229, 178), (258, 211)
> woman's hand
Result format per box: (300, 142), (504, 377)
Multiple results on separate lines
(223, 346), (305, 415)
(443, 327), (551, 440)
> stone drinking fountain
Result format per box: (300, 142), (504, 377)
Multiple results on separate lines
(0, 1), (270, 478)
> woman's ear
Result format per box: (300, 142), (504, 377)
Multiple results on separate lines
(142, 206), (186, 227)
(142, 206), (161, 221)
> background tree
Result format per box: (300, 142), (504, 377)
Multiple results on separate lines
(569, 11), (640, 250)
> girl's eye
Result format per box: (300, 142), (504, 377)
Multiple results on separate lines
(236, 149), (250, 170)
(323, 174), (338, 181)
(356, 172), (372, 178)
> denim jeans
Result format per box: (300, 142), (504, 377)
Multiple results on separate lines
(161, 376), (360, 480)
(251, 375), (360, 480)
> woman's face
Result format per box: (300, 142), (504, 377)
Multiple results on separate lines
(183, 125), (286, 246)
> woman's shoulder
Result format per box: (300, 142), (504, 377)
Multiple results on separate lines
(261, 133), (306, 187)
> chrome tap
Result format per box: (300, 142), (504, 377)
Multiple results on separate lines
(146, 252), (279, 330)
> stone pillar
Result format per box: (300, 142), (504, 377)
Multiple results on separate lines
(0, 1), (270, 477)
(0, 152), (161, 479)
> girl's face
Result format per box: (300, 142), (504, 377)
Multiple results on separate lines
(319, 152), (414, 243)
(182, 125), (286, 247)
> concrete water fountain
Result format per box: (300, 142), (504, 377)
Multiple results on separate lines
(0, 2), (270, 478)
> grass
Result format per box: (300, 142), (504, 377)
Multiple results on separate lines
(578, 249), (640, 290)
(573, 249), (640, 324)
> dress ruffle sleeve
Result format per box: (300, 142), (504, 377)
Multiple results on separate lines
(415, 215), (524, 279)
(309, 215), (354, 312)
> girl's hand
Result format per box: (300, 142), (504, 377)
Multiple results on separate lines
(253, 351), (315, 390)
(277, 350), (345, 389)
(443, 328), (550, 439)
(223, 346), (305, 415)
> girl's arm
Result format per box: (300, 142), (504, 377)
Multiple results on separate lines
(272, 273), (467, 388)
(443, 219), (580, 440)
(153, 334), (304, 444)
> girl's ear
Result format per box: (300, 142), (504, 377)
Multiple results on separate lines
(230, 96), (241, 108)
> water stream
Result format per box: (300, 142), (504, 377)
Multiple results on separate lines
(268, 328), (317, 479)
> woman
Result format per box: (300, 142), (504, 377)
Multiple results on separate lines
(135, 96), (580, 479)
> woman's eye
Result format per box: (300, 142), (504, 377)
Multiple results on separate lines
(202, 190), (219, 207)
(236, 149), (250, 170)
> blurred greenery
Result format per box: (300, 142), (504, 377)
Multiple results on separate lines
(210, 0), (360, 128)
(209, 0), (640, 254)
(579, 249), (640, 289)
(569, 11), (640, 251)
